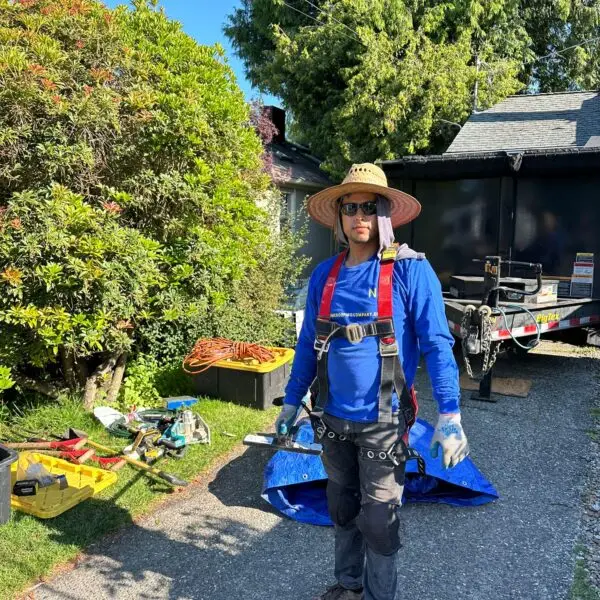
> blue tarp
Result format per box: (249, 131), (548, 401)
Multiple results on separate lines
(262, 418), (499, 526)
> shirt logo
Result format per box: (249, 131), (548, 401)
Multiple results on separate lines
(368, 288), (377, 298)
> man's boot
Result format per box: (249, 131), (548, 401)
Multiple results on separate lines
(313, 583), (364, 600)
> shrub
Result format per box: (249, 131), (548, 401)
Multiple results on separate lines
(0, 0), (304, 408)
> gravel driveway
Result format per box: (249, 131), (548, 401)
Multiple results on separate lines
(30, 342), (599, 600)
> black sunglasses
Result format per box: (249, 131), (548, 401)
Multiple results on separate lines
(340, 200), (378, 217)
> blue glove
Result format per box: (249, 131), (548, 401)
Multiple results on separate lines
(274, 403), (301, 437)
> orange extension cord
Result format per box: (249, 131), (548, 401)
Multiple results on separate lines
(183, 337), (276, 374)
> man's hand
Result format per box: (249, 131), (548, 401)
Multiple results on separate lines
(430, 413), (469, 469)
(274, 403), (301, 437)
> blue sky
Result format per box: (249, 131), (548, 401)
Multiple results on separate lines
(104, 0), (281, 107)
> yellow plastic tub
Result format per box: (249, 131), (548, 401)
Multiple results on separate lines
(214, 347), (295, 373)
(10, 452), (118, 519)
(192, 346), (295, 409)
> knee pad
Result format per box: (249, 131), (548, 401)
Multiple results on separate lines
(326, 480), (361, 527)
(358, 501), (401, 555)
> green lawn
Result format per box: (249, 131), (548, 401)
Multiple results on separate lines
(0, 396), (278, 600)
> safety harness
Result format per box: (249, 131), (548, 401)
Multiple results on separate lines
(310, 244), (425, 474)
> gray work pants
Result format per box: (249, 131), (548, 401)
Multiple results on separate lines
(319, 413), (406, 600)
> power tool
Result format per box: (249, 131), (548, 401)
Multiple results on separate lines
(158, 397), (211, 454)
(243, 396), (323, 456)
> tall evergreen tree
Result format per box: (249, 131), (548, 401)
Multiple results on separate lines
(226, 0), (600, 175)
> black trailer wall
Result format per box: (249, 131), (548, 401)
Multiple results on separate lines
(513, 176), (600, 281)
(393, 177), (513, 285)
(387, 168), (600, 297)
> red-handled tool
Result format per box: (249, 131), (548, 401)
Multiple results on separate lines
(4, 437), (88, 451)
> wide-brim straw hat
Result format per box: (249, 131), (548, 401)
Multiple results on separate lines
(307, 163), (421, 229)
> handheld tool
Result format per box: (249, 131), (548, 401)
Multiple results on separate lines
(243, 397), (323, 456)
(56, 428), (189, 487)
(18, 426), (188, 486)
(5, 430), (125, 469)
(13, 452), (68, 496)
(123, 428), (163, 461)
(159, 397), (211, 450)
(43, 449), (126, 471)
(4, 438), (87, 451)
(32, 448), (96, 464)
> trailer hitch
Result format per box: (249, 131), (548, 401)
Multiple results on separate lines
(462, 305), (481, 355)
(464, 256), (543, 402)
(460, 304), (497, 380)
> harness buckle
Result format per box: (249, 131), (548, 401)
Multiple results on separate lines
(379, 339), (398, 357)
(312, 417), (327, 440)
(345, 323), (364, 344)
(381, 244), (398, 262)
(386, 445), (405, 467)
(313, 337), (330, 357)
(387, 436), (410, 467)
(387, 439), (426, 474)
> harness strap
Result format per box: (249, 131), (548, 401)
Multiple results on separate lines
(359, 442), (425, 475)
(315, 319), (395, 343)
(378, 256), (394, 321)
(312, 246), (416, 432)
(311, 419), (425, 475)
(377, 256), (397, 423)
(313, 351), (329, 420)
(318, 251), (347, 319)
(313, 251), (347, 417)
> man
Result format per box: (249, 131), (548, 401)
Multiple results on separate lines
(275, 163), (469, 600)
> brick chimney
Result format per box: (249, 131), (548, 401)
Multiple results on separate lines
(265, 105), (286, 143)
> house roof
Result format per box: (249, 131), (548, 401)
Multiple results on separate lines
(269, 141), (334, 189)
(446, 91), (600, 154)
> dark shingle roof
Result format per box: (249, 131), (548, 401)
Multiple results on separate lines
(269, 141), (334, 188)
(446, 91), (600, 154)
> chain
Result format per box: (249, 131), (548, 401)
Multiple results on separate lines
(481, 309), (500, 374)
(488, 342), (501, 371)
(481, 310), (492, 373)
(460, 306), (475, 379)
(461, 305), (501, 379)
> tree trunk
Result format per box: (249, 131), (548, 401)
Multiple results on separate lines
(82, 354), (119, 411)
(14, 375), (60, 399)
(60, 347), (78, 391)
(83, 376), (99, 411)
(99, 371), (114, 394)
(106, 352), (127, 404)
(74, 356), (89, 389)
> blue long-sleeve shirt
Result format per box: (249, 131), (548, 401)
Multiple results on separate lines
(284, 250), (460, 421)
